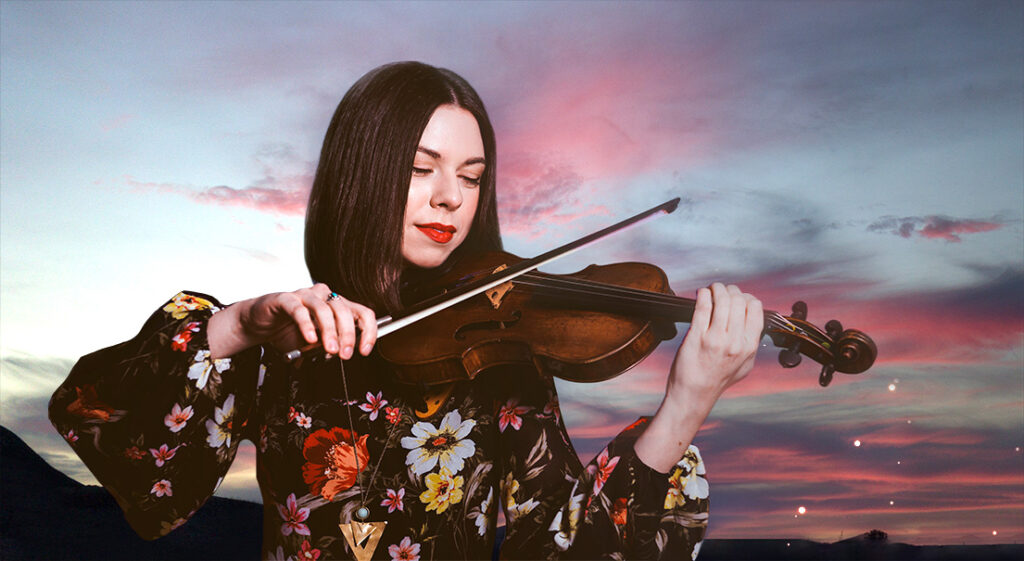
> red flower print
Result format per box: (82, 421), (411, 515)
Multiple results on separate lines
(497, 399), (531, 433)
(64, 429), (78, 443)
(301, 427), (369, 501)
(297, 539), (321, 561)
(543, 398), (562, 423)
(612, 497), (628, 526)
(66, 385), (115, 421)
(359, 391), (388, 421)
(381, 487), (405, 513)
(623, 417), (649, 432)
(170, 322), (200, 352)
(276, 493), (310, 536)
(288, 406), (298, 422)
(385, 406), (402, 425)
(149, 443), (181, 467)
(124, 446), (146, 460)
(164, 403), (194, 433)
(150, 479), (172, 497)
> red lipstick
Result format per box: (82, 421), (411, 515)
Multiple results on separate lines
(416, 223), (456, 243)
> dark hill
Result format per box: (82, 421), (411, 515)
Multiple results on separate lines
(0, 426), (262, 560)
(2, 426), (1021, 560)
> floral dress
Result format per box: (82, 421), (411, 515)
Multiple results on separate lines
(50, 292), (710, 560)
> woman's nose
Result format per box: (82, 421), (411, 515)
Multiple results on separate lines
(430, 171), (463, 210)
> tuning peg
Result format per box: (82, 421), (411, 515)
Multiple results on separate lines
(790, 301), (808, 321)
(825, 320), (843, 339)
(778, 347), (802, 368)
(818, 364), (835, 387)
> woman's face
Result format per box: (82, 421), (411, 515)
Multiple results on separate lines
(401, 104), (484, 269)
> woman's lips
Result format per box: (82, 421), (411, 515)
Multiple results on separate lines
(416, 223), (456, 243)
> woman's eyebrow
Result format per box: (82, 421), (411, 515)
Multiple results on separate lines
(416, 146), (486, 167)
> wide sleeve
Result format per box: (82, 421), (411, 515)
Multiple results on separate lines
(492, 370), (708, 560)
(48, 291), (263, 540)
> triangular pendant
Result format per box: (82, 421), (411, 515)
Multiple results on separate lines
(340, 520), (387, 561)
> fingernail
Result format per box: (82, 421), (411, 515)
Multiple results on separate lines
(361, 343), (372, 355)
(343, 346), (353, 359)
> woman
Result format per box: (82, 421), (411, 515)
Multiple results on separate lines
(50, 62), (762, 560)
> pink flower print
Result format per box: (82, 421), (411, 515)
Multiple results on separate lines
(359, 391), (388, 421)
(295, 412), (312, 429)
(543, 398), (562, 423)
(385, 406), (402, 425)
(497, 399), (531, 433)
(150, 479), (173, 497)
(297, 540), (321, 561)
(590, 448), (620, 496)
(381, 487), (405, 513)
(149, 443), (181, 467)
(63, 429), (78, 443)
(388, 536), (421, 561)
(164, 403), (194, 433)
(277, 493), (310, 536)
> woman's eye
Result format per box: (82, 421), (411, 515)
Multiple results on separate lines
(461, 175), (481, 186)
(412, 167), (431, 176)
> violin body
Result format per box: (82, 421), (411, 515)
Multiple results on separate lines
(379, 251), (679, 385)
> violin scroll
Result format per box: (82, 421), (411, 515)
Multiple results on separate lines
(768, 301), (877, 387)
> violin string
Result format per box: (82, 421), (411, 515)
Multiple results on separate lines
(513, 272), (804, 335)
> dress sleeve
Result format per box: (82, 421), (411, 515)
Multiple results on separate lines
(48, 292), (263, 540)
(492, 370), (709, 560)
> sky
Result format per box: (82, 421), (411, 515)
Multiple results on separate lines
(2, 0), (1022, 547)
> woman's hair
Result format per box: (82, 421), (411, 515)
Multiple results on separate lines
(305, 62), (502, 313)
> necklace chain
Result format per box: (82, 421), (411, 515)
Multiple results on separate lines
(339, 358), (397, 518)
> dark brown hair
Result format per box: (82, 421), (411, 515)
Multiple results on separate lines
(305, 62), (502, 313)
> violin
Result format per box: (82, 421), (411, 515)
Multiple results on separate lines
(288, 198), (877, 391)
(377, 250), (876, 389)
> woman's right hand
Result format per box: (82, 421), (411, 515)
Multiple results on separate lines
(207, 283), (378, 360)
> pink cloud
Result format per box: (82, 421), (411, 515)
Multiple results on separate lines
(868, 215), (1004, 242)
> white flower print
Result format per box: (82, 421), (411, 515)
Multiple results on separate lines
(549, 491), (584, 551)
(205, 394), (236, 448)
(400, 409), (476, 476)
(294, 412), (312, 429)
(470, 486), (494, 536)
(187, 350), (230, 390)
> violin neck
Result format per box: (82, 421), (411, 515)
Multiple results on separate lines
(520, 272), (784, 329)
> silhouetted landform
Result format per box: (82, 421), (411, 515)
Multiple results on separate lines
(1, 426), (261, 560)
(2, 425), (1021, 560)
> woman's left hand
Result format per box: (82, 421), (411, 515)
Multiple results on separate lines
(635, 282), (763, 472)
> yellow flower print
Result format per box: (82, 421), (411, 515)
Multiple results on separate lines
(163, 292), (215, 320)
(501, 473), (539, 524)
(419, 468), (464, 514)
(664, 445), (708, 509)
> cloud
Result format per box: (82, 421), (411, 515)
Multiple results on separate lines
(868, 215), (1004, 242)
(122, 143), (313, 215)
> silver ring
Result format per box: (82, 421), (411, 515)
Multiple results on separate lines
(327, 292), (341, 302)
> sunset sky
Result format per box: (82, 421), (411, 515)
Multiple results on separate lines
(2, 0), (1022, 547)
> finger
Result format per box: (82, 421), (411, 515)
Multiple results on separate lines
(707, 282), (731, 335)
(304, 294), (340, 354)
(279, 294), (320, 345)
(328, 298), (357, 359)
(691, 286), (713, 334)
(726, 284), (746, 336)
(745, 293), (765, 343)
(351, 304), (378, 356)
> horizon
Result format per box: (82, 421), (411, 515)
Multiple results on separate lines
(2, 0), (1022, 547)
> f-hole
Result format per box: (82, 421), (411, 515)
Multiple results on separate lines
(454, 310), (523, 340)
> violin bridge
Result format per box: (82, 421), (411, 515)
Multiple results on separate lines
(486, 265), (513, 309)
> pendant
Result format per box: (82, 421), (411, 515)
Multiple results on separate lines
(340, 519), (387, 561)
